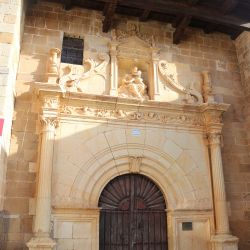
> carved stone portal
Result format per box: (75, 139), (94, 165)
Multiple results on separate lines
(118, 66), (148, 100)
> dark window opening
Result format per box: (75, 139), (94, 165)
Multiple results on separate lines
(182, 222), (193, 231)
(61, 36), (83, 65)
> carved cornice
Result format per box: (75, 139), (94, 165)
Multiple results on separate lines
(201, 103), (230, 134)
(33, 82), (229, 131)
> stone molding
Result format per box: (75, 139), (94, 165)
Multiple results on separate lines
(34, 82), (229, 133)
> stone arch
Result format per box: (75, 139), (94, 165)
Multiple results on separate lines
(55, 127), (211, 210)
(69, 143), (196, 210)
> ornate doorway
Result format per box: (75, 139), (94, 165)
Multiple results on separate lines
(99, 174), (168, 250)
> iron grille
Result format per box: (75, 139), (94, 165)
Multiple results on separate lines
(61, 36), (83, 65)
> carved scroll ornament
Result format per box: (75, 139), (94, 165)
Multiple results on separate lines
(158, 60), (203, 104)
(59, 53), (110, 92)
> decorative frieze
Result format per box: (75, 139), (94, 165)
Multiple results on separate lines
(60, 104), (204, 127)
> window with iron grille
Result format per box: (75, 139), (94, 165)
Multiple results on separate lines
(61, 36), (83, 65)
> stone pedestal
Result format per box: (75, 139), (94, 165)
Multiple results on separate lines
(211, 235), (238, 250)
(26, 237), (56, 250)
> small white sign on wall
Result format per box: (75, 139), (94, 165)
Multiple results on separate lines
(132, 128), (141, 136)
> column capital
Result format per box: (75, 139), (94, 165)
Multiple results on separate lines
(207, 132), (221, 146)
(40, 115), (59, 132)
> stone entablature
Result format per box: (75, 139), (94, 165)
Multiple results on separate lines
(34, 82), (229, 131)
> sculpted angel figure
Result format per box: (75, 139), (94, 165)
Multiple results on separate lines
(118, 66), (148, 100)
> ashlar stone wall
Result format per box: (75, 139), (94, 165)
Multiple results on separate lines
(2, 0), (250, 249)
(0, 0), (27, 249)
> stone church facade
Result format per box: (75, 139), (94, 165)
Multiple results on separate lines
(0, 1), (250, 250)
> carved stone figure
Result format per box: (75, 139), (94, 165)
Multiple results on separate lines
(47, 48), (61, 83)
(202, 71), (215, 103)
(118, 67), (148, 100)
(47, 48), (61, 75)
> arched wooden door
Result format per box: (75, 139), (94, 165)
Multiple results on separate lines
(98, 174), (168, 250)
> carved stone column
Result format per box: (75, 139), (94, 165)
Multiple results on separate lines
(203, 105), (238, 250)
(149, 47), (160, 100)
(208, 132), (238, 250)
(27, 100), (59, 250)
(109, 41), (118, 96)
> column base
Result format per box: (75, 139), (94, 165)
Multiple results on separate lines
(26, 237), (56, 250)
(211, 234), (238, 250)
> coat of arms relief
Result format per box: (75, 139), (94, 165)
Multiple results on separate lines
(47, 22), (214, 105)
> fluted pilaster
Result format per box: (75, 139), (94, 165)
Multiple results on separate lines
(208, 133), (229, 234)
(208, 132), (238, 250)
(27, 116), (58, 250)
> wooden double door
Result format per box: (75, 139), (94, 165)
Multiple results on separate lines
(99, 174), (168, 250)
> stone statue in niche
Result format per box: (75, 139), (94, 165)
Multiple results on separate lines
(118, 67), (148, 100)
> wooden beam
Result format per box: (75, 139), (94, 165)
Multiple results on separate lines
(140, 9), (151, 22)
(173, 15), (191, 44)
(203, 23), (216, 34)
(101, 0), (250, 31)
(188, 0), (200, 5)
(102, 0), (117, 33)
(172, 15), (185, 28)
(231, 29), (243, 40)
(221, 0), (239, 14)
(64, 0), (72, 11)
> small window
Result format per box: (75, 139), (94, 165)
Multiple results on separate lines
(61, 36), (83, 65)
(182, 222), (193, 231)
